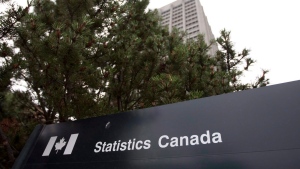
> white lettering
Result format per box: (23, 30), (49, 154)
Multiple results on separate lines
(94, 141), (102, 153)
(170, 137), (178, 147)
(94, 130), (222, 153)
(200, 130), (211, 144)
(135, 141), (143, 150)
(190, 135), (199, 145)
(180, 136), (189, 146)
(105, 143), (112, 152)
(120, 142), (127, 151)
(143, 140), (151, 149)
(158, 135), (169, 148)
(212, 132), (222, 143)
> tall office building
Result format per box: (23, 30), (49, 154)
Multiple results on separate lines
(158, 0), (218, 55)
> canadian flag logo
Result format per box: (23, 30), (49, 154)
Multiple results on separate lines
(42, 134), (79, 156)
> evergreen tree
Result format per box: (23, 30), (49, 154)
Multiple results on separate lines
(216, 29), (269, 90)
(13, 0), (131, 122)
(10, 0), (269, 123)
(99, 0), (171, 111)
(145, 29), (269, 105)
(1, 0), (269, 167)
(0, 0), (33, 167)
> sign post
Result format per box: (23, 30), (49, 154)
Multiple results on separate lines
(13, 80), (300, 169)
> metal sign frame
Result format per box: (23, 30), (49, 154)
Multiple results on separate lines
(13, 80), (300, 169)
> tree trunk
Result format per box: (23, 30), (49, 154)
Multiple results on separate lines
(0, 125), (15, 162)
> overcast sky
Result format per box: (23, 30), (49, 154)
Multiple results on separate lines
(148, 0), (300, 85)
(2, 0), (300, 86)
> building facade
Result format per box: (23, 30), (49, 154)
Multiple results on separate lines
(158, 0), (218, 55)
